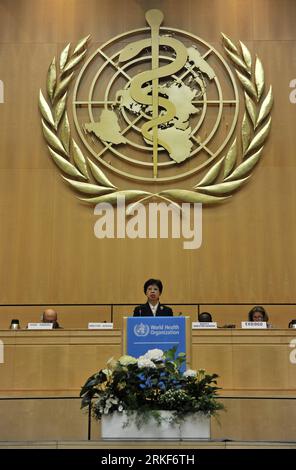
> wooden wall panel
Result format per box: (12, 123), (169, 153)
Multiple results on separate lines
(212, 398), (296, 441)
(0, 398), (87, 441)
(0, 305), (111, 330)
(1, 329), (295, 396)
(0, 43), (62, 171)
(0, 397), (296, 442)
(0, 330), (122, 395)
(0, 0), (59, 43)
(253, 0), (296, 40)
(191, 330), (296, 393)
(201, 305), (296, 329)
(0, 0), (296, 308)
(1, 327), (296, 441)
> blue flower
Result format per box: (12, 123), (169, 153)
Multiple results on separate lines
(137, 373), (146, 381)
(158, 381), (166, 390)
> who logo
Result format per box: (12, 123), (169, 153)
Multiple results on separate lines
(39, 9), (273, 209)
(134, 323), (150, 337)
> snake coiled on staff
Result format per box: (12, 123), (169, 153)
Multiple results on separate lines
(119, 37), (188, 153)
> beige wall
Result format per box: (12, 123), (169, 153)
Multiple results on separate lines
(0, 0), (296, 311)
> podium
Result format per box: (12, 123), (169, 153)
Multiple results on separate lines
(123, 316), (191, 370)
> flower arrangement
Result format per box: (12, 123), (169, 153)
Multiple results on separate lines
(80, 347), (224, 427)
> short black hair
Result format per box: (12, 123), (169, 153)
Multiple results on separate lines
(248, 306), (269, 322)
(198, 311), (212, 322)
(144, 279), (163, 294)
(289, 319), (296, 328)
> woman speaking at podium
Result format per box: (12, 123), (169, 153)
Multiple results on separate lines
(133, 278), (173, 317)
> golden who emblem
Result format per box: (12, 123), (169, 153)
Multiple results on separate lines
(39, 9), (273, 206)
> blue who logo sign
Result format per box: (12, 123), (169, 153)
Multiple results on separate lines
(126, 316), (187, 371)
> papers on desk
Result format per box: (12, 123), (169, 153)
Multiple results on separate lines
(88, 322), (113, 329)
(192, 322), (217, 329)
(241, 321), (267, 329)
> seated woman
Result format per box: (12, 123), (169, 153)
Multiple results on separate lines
(248, 305), (271, 327)
(133, 278), (173, 317)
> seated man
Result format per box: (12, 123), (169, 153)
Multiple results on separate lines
(198, 311), (212, 322)
(42, 308), (62, 329)
(133, 279), (173, 317)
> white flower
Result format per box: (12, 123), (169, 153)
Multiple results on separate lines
(137, 357), (157, 368)
(106, 396), (118, 405)
(197, 369), (206, 378)
(143, 349), (164, 361)
(118, 405), (123, 412)
(118, 355), (137, 366)
(106, 357), (117, 370)
(102, 368), (113, 378)
(183, 369), (197, 377)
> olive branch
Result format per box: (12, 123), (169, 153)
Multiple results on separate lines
(158, 33), (273, 205)
(39, 37), (152, 206)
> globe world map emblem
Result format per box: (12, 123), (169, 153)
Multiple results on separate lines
(72, 10), (239, 183)
(134, 323), (150, 337)
(40, 9), (272, 205)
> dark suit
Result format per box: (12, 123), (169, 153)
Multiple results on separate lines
(133, 302), (173, 317)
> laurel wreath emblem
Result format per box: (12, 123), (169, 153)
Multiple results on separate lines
(39, 34), (273, 207)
